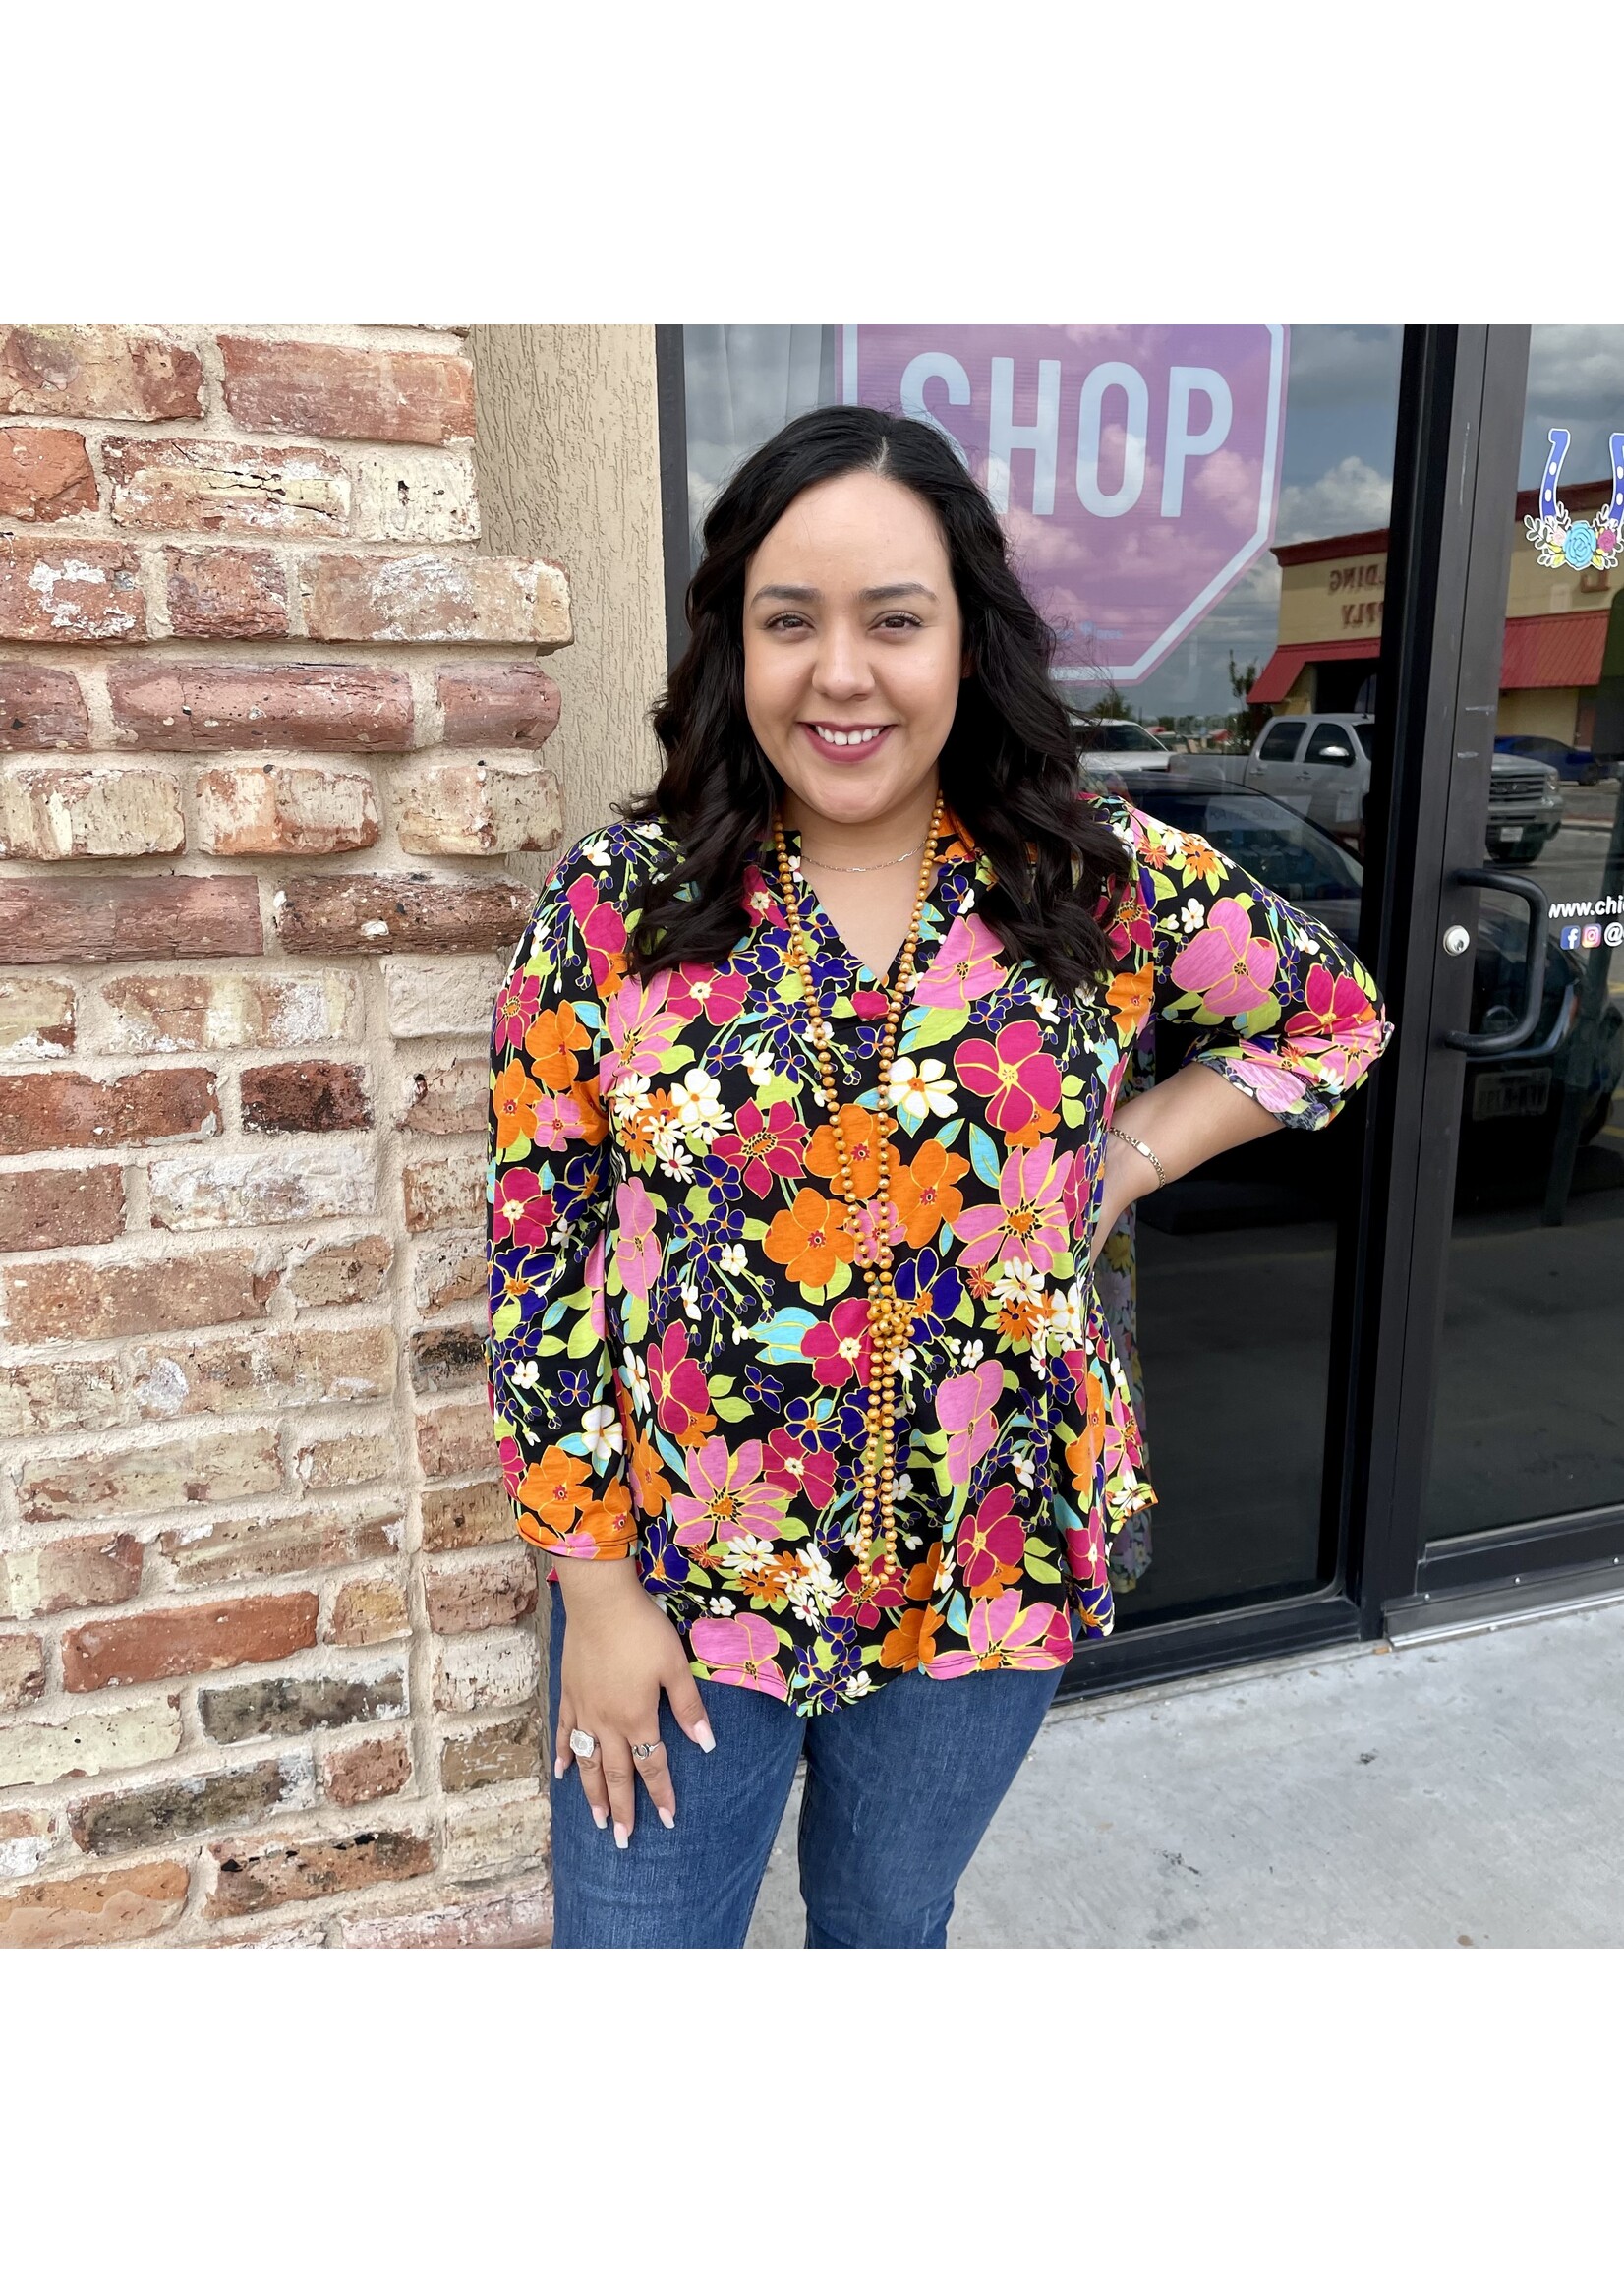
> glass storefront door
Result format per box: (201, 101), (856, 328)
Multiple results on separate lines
(1421, 328), (1624, 1553)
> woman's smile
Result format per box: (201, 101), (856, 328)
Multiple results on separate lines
(799, 720), (896, 762)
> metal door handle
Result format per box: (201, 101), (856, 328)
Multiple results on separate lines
(1441, 867), (1549, 1057)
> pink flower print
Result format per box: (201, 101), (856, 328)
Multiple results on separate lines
(1286, 963), (1378, 1046)
(667, 961), (750, 1024)
(800, 1297), (871, 1388)
(493, 1166), (554, 1248)
(1222, 1051), (1309, 1118)
(493, 970), (541, 1052)
(670, 1435), (784, 1550)
(740, 862), (784, 927)
(1168, 896), (1278, 1017)
(936, 1358), (1005, 1487)
(689, 1611), (788, 1700)
(530, 1085), (585, 1152)
(713, 1096), (808, 1198)
(929, 1593), (1071, 1679)
(614, 1178), (662, 1302)
(764, 1429), (836, 1510)
(912, 911), (1008, 1009)
(602, 968), (686, 1096)
(953, 1020), (1062, 1134)
(646, 1319), (713, 1444)
(565, 874), (629, 992)
(498, 1436), (526, 1497)
(957, 1481), (1026, 1594)
(952, 1137), (1073, 1276)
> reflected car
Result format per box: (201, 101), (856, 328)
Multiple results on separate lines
(1493, 732), (1616, 787)
(1125, 781), (1623, 1214)
(1073, 717), (1173, 776)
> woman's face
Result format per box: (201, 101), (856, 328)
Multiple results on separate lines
(742, 468), (965, 831)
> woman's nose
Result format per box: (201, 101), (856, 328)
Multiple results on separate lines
(810, 625), (872, 700)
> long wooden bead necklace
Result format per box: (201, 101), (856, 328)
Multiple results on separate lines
(771, 790), (945, 1580)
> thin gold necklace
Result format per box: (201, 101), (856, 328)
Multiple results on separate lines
(795, 838), (926, 876)
(772, 789), (945, 1580)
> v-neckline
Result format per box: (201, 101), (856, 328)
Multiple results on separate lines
(770, 812), (987, 997)
(781, 833), (939, 990)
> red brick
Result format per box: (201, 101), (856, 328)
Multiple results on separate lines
(0, 876), (262, 965)
(395, 1056), (485, 1136)
(435, 662), (560, 749)
(0, 537), (145, 642)
(412, 1230), (484, 1316)
(300, 552), (569, 646)
(0, 664), (89, 753)
(0, 1859), (190, 1948)
(328, 1574), (410, 1648)
(395, 759), (561, 855)
(240, 1059), (371, 1134)
(218, 336), (473, 445)
(273, 872), (530, 956)
(416, 1400), (500, 1483)
(109, 660), (413, 753)
(402, 1154), (482, 1233)
(0, 1069), (218, 1155)
(321, 1727), (412, 1807)
(3, 1246), (272, 1344)
(164, 547), (289, 638)
(0, 1164), (124, 1251)
(423, 1548), (537, 1637)
(22, 1428), (283, 1526)
(0, 764), (185, 859)
(97, 970), (359, 1053)
(195, 761), (378, 856)
(421, 1479), (512, 1551)
(155, 1505), (399, 1589)
(335, 1874), (551, 1949)
(61, 1591), (318, 1693)
(286, 1232), (392, 1308)
(0, 328), (203, 423)
(0, 1632), (46, 1711)
(0, 1533), (142, 1620)
(0, 427), (98, 521)
(103, 434), (349, 535)
(203, 1823), (432, 1919)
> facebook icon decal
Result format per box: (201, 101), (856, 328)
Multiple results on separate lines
(1560, 924), (1584, 949)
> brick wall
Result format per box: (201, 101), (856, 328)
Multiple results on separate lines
(0, 326), (566, 1948)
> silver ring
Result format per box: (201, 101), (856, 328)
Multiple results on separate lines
(630, 1739), (664, 1762)
(568, 1727), (598, 1761)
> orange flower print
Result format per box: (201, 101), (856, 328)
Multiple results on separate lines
(1106, 962), (1154, 1038)
(763, 1186), (857, 1288)
(879, 1602), (945, 1670)
(516, 1445), (592, 1530)
(523, 1002), (591, 1089)
(572, 1078), (609, 1146)
(579, 1480), (636, 1553)
(628, 1429), (672, 1518)
(892, 1139), (968, 1246)
(806, 1103), (883, 1199)
(492, 1061), (542, 1151)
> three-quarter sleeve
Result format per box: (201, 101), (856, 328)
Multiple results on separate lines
(1130, 805), (1392, 1130)
(487, 848), (635, 1558)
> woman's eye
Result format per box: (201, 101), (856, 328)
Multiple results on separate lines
(766, 612), (810, 632)
(876, 612), (922, 632)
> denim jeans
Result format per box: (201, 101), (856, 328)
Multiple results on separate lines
(547, 1588), (1063, 1949)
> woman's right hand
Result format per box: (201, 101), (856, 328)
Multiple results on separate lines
(550, 1557), (715, 1846)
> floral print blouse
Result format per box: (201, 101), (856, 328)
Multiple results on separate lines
(486, 795), (1391, 1716)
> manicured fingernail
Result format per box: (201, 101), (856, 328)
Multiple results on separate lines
(658, 1807), (675, 1830)
(692, 1720), (716, 1754)
(613, 1823), (630, 1850)
(591, 1806), (608, 1831)
(553, 1759), (565, 1781)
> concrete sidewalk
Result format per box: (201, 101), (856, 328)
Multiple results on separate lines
(745, 1596), (1624, 1947)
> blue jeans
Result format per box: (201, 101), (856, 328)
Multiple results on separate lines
(547, 1589), (1063, 1948)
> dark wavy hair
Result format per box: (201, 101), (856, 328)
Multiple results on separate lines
(624, 403), (1131, 993)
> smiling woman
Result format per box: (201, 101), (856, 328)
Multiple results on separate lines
(486, 402), (1392, 1948)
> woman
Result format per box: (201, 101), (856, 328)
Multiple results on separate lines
(487, 404), (1391, 1948)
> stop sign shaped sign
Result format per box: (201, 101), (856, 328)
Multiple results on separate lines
(842, 325), (1288, 686)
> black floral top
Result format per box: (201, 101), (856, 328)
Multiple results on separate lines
(486, 797), (1390, 1715)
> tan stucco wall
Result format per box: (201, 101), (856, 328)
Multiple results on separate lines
(1277, 550), (1388, 646)
(469, 326), (667, 845)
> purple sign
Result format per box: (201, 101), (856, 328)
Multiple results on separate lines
(842, 325), (1288, 685)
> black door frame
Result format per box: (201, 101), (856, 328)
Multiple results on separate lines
(651, 323), (1619, 1700)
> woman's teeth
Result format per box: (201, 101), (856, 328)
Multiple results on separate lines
(813, 726), (885, 746)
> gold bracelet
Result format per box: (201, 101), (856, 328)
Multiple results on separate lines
(1108, 1125), (1167, 1187)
